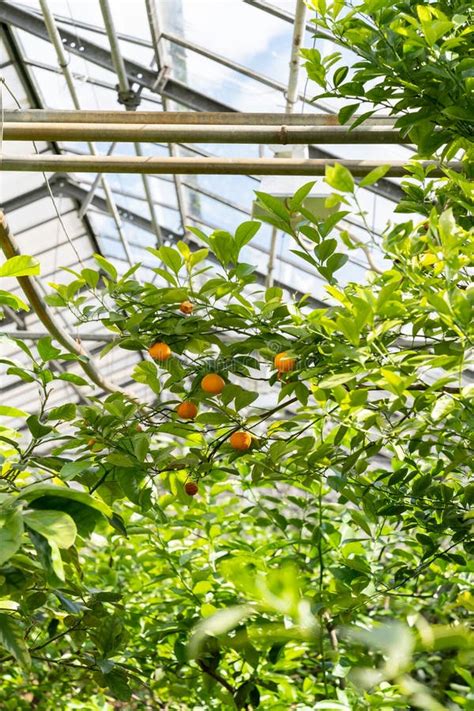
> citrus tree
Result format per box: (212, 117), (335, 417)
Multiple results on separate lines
(0, 2), (473, 708)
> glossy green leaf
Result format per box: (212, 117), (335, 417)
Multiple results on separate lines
(23, 510), (77, 549)
(0, 255), (40, 278)
(325, 163), (354, 192)
(0, 614), (31, 668)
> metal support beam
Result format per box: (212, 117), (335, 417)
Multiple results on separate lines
(39, 0), (135, 267)
(1, 122), (409, 144)
(78, 142), (116, 218)
(0, 2), (407, 209)
(145, 0), (191, 237)
(285, 0), (307, 113)
(268, 0), (307, 288)
(1, 329), (116, 343)
(98, 0), (163, 245)
(0, 155), (458, 177)
(0, 22), (103, 258)
(12, 3), (326, 110)
(2, 110), (396, 126)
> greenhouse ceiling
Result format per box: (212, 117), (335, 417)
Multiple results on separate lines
(1, 0), (425, 414)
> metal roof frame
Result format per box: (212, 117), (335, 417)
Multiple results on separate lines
(0, 0), (404, 204)
(0, 0), (411, 412)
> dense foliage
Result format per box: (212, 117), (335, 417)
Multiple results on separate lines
(0, 1), (473, 708)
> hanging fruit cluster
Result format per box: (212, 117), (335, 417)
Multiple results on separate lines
(145, 301), (297, 496)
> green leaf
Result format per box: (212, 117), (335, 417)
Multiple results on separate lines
(48, 539), (65, 581)
(325, 252), (349, 275)
(94, 255), (117, 281)
(0, 613), (31, 668)
(187, 225), (210, 245)
(81, 268), (100, 289)
(26, 414), (53, 439)
(359, 164), (391, 187)
(0, 290), (29, 311)
(319, 373), (354, 388)
(18, 484), (112, 519)
(157, 246), (183, 274)
(254, 192), (291, 224)
(101, 669), (131, 701)
(0, 405), (29, 418)
(47, 403), (77, 422)
(57, 373), (89, 386)
(333, 66), (349, 87)
(320, 211), (350, 237)
(431, 395), (455, 422)
(23, 510), (77, 549)
(422, 19), (453, 46)
(350, 509), (372, 537)
(59, 460), (94, 481)
(132, 361), (161, 395)
(288, 182), (316, 211)
(151, 266), (177, 285)
(37, 337), (61, 362)
(210, 230), (235, 265)
(315, 239), (337, 262)
(350, 110), (376, 131)
(95, 615), (125, 656)
(0, 255), (40, 278)
(188, 248), (209, 268)
(338, 103), (360, 125)
(0, 510), (24, 565)
(325, 163), (354, 192)
(235, 221), (261, 253)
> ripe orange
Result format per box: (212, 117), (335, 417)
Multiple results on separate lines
(148, 341), (171, 361)
(176, 401), (198, 419)
(179, 300), (193, 315)
(201, 373), (225, 395)
(185, 481), (198, 496)
(230, 431), (252, 451)
(274, 351), (296, 372)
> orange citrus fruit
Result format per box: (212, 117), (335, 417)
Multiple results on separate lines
(176, 401), (198, 419)
(185, 481), (198, 496)
(274, 351), (296, 372)
(230, 431), (252, 451)
(148, 342), (171, 361)
(201, 373), (225, 395)
(179, 301), (193, 314)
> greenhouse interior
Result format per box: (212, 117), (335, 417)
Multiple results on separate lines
(0, 0), (472, 708)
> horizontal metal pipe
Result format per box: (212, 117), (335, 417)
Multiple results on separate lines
(3, 109), (398, 126)
(1, 329), (117, 342)
(0, 155), (457, 176)
(2, 122), (408, 144)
